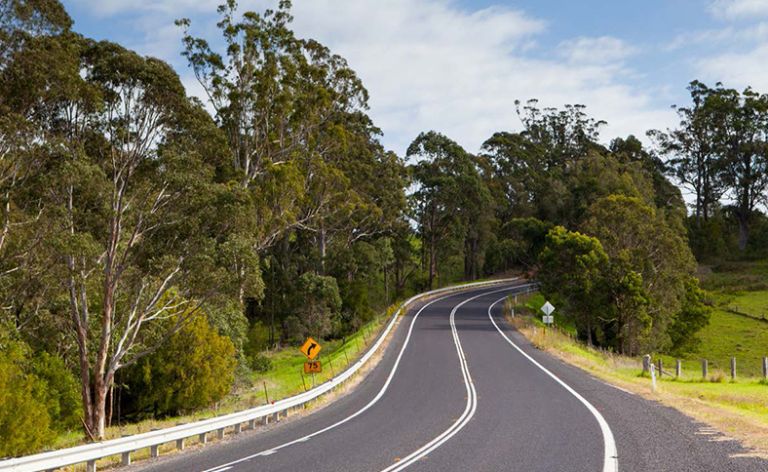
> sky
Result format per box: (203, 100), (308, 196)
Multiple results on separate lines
(59, 0), (768, 156)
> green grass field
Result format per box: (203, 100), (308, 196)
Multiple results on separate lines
(659, 308), (768, 379)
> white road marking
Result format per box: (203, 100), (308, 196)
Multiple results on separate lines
(198, 284), (518, 472)
(487, 295), (620, 472)
(378, 286), (522, 472)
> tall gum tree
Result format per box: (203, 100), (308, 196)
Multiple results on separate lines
(19, 36), (229, 439)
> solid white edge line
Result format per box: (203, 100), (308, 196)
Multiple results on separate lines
(487, 294), (620, 472)
(199, 285), (516, 472)
(379, 285), (520, 472)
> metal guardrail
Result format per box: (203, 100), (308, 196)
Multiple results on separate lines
(0, 278), (521, 472)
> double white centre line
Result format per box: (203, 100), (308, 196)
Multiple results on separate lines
(378, 286), (518, 472)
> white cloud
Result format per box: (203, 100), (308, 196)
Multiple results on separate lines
(69, 0), (675, 154)
(709, 0), (768, 20)
(696, 44), (768, 90)
(558, 36), (638, 65)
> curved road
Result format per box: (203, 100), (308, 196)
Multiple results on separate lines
(135, 283), (768, 472)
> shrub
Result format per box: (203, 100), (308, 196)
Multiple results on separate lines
(32, 351), (81, 432)
(248, 353), (272, 373)
(122, 314), (236, 417)
(0, 334), (55, 457)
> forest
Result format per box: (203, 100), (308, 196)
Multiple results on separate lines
(1, 0), (765, 457)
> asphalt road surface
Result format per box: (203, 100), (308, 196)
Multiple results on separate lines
(134, 282), (768, 472)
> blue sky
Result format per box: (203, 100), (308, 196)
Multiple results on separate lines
(60, 0), (768, 156)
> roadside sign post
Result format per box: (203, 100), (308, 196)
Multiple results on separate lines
(540, 301), (555, 335)
(300, 337), (323, 389)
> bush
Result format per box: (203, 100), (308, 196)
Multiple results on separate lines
(32, 352), (81, 432)
(122, 314), (236, 418)
(248, 353), (272, 373)
(0, 334), (55, 457)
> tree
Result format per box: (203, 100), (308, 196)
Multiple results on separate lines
(707, 84), (768, 251)
(649, 81), (725, 223)
(408, 131), (492, 288)
(538, 226), (608, 345)
(290, 272), (341, 342)
(667, 278), (711, 355)
(18, 37), (233, 439)
(582, 195), (696, 353)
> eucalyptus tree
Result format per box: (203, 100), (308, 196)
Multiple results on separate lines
(408, 131), (492, 288)
(178, 0), (376, 254)
(649, 81), (725, 224)
(14, 36), (231, 440)
(706, 84), (768, 251)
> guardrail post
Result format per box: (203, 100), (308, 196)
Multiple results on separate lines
(234, 423), (242, 434)
(121, 451), (131, 466)
(763, 356), (768, 380)
(676, 359), (682, 378)
(731, 357), (736, 380)
(150, 444), (159, 458)
(86, 459), (96, 472)
(249, 418), (257, 429)
(176, 438), (185, 450)
(702, 359), (708, 379)
(262, 414), (269, 426)
(273, 411), (280, 423)
(199, 432), (207, 444)
(217, 428), (225, 440)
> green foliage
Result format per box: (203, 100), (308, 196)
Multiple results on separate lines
(122, 315), (236, 418)
(31, 352), (81, 432)
(282, 273), (342, 343)
(582, 195), (696, 353)
(0, 333), (54, 456)
(538, 226), (609, 345)
(249, 353), (273, 373)
(667, 278), (712, 355)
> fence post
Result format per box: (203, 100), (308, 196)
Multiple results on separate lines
(650, 364), (657, 391)
(657, 358), (663, 376)
(676, 359), (682, 378)
(702, 359), (708, 380)
(731, 357), (737, 380)
(642, 354), (651, 374)
(762, 356), (768, 380)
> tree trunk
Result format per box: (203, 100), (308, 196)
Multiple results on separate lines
(738, 215), (749, 251)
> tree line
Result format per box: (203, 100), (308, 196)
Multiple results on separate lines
(0, 0), (757, 457)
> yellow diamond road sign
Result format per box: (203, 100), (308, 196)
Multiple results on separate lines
(300, 337), (322, 360)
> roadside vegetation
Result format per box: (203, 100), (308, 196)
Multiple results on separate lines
(2, 0), (768, 461)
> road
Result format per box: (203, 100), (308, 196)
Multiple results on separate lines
(135, 282), (768, 472)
